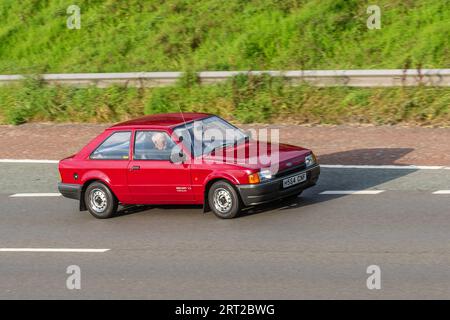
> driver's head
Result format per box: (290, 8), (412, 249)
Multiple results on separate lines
(152, 132), (167, 150)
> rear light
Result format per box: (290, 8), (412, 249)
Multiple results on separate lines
(248, 173), (260, 184)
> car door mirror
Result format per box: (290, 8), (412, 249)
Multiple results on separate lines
(170, 151), (187, 164)
(244, 130), (253, 139)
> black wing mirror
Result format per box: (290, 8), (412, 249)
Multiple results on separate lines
(170, 150), (187, 164)
(244, 130), (253, 139)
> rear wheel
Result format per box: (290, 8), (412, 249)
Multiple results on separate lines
(84, 182), (118, 219)
(208, 181), (241, 219)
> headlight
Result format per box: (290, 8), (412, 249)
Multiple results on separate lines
(258, 169), (273, 181)
(248, 169), (272, 184)
(305, 153), (317, 167)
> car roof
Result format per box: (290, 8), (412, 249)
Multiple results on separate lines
(109, 112), (212, 130)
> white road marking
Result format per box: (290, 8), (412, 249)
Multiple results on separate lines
(1, 160), (450, 169)
(320, 190), (385, 195)
(0, 248), (110, 253)
(9, 193), (61, 197)
(320, 164), (447, 170)
(433, 190), (450, 195)
(0, 159), (58, 164)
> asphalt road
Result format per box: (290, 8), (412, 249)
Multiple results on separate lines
(1, 163), (450, 299)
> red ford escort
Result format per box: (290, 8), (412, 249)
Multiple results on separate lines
(58, 113), (320, 219)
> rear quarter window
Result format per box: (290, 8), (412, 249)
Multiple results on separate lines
(90, 131), (131, 160)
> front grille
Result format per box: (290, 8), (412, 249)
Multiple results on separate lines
(273, 162), (306, 179)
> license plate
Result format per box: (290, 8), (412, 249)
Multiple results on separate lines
(282, 173), (307, 188)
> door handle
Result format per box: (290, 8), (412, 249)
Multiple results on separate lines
(130, 165), (140, 171)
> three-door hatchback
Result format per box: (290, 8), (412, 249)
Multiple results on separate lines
(58, 113), (320, 219)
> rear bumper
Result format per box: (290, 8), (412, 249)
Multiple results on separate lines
(58, 182), (81, 200)
(237, 165), (320, 206)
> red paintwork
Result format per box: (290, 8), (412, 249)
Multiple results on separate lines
(58, 113), (313, 205)
(112, 112), (211, 129)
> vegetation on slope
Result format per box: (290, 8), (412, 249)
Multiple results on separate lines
(0, 0), (448, 73)
(0, 0), (448, 126)
(1, 75), (449, 126)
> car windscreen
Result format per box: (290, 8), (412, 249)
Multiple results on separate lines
(173, 116), (247, 157)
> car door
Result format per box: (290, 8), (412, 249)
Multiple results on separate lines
(127, 130), (193, 204)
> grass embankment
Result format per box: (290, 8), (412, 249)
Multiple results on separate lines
(1, 75), (449, 126)
(0, 0), (448, 73)
(0, 0), (448, 126)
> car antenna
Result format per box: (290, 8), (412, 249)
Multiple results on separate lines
(177, 72), (189, 127)
(179, 106), (187, 126)
(175, 87), (188, 143)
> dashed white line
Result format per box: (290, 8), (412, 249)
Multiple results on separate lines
(433, 190), (450, 195)
(0, 248), (110, 253)
(1, 160), (450, 169)
(0, 159), (58, 164)
(9, 193), (61, 197)
(320, 190), (385, 195)
(320, 164), (448, 170)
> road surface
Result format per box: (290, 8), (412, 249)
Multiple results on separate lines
(1, 163), (450, 299)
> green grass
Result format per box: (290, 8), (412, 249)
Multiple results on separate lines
(0, 0), (448, 126)
(1, 75), (449, 126)
(0, 0), (448, 74)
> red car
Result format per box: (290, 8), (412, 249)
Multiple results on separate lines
(58, 113), (320, 219)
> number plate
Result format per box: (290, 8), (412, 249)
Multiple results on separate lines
(282, 173), (307, 188)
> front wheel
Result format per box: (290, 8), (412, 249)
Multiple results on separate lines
(208, 181), (241, 219)
(84, 182), (118, 219)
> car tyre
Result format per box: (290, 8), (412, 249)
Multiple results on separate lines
(85, 182), (118, 219)
(208, 181), (241, 219)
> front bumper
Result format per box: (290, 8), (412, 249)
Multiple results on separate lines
(237, 165), (320, 206)
(58, 182), (82, 200)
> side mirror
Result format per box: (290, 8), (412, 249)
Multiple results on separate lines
(170, 151), (187, 164)
(244, 130), (253, 139)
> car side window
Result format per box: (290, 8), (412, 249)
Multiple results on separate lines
(90, 131), (131, 160)
(134, 131), (175, 160)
